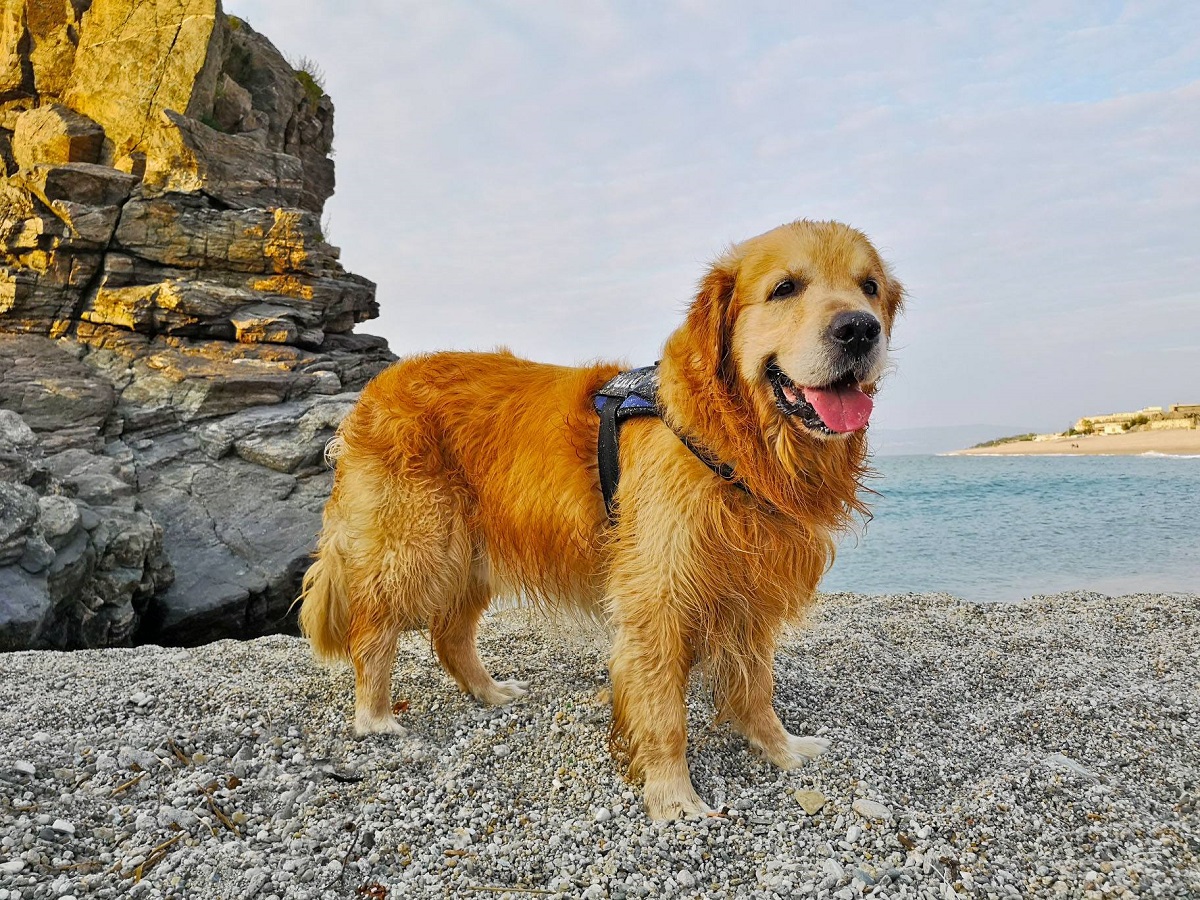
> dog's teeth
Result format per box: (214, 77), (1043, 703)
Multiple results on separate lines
(781, 384), (800, 405)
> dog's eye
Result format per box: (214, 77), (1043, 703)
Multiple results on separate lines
(770, 279), (797, 300)
(861, 279), (879, 297)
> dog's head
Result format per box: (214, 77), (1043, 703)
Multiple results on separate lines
(685, 220), (904, 442)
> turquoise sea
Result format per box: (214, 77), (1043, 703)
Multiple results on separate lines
(821, 455), (1200, 600)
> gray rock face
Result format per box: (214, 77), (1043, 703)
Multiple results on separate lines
(0, 4), (394, 649)
(0, 335), (116, 453)
(0, 331), (383, 652)
(0, 480), (38, 564)
(133, 392), (357, 645)
(0, 400), (171, 651)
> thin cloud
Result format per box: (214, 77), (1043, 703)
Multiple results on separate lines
(230, 1), (1200, 430)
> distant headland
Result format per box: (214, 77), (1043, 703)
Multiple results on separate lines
(950, 403), (1200, 456)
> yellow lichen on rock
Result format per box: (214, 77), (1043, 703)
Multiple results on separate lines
(63, 0), (223, 164)
(252, 275), (313, 300)
(24, 0), (81, 97)
(263, 209), (309, 272)
(81, 283), (154, 332)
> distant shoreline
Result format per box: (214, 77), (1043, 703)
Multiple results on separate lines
(949, 429), (1200, 456)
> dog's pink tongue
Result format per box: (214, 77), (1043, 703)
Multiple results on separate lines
(802, 384), (873, 433)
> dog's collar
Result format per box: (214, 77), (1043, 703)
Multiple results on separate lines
(594, 364), (750, 520)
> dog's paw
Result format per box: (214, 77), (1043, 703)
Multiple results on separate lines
(644, 786), (712, 821)
(353, 712), (407, 738)
(763, 733), (830, 769)
(643, 772), (712, 821)
(474, 678), (530, 706)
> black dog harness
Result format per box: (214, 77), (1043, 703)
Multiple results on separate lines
(593, 364), (744, 521)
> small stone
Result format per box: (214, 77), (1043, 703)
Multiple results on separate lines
(676, 870), (696, 888)
(37, 496), (81, 546)
(1043, 753), (1097, 781)
(823, 858), (845, 880)
(493, 745), (510, 757)
(846, 825), (861, 843)
(51, 819), (75, 835)
(852, 799), (893, 821)
(794, 789), (827, 815)
(0, 859), (24, 874)
(12, 761), (35, 778)
(19, 533), (55, 573)
(310, 370), (342, 394)
(593, 807), (611, 823)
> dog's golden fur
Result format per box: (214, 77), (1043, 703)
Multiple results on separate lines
(300, 220), (903, 819)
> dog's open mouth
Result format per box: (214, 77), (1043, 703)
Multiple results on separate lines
(766, 362), (873, 435)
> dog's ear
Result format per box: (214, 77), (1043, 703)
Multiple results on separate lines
(687, 261), (738, 386)
(882, 269), (905, 329)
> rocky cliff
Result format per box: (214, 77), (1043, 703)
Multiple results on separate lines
(0, 0), (394, 649)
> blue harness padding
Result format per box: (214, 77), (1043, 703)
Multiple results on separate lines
(593, 365), (661, 520)
(593, 364), (743, 521)
(593, 365), (661, 414)
(594, 392), (655, 414)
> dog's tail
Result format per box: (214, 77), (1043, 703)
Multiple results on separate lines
(298, 544), (351, 663)
(298, 438), (353, 662)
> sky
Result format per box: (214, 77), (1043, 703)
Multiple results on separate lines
(229, 0), (1200, 434)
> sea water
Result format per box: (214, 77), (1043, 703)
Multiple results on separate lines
(821, 454), (1200, 601)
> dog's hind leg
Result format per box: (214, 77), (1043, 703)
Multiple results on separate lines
(339, 461), (475, 736)
(349, 612), (406, 736)
(348, 537), (473, 734)
(431, 559), (529, 705)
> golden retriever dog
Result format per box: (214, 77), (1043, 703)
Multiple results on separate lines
(299, 219), (903, 819)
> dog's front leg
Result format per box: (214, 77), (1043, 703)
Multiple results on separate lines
(713, 641), (829, 769)
(609, 620), (711, 820)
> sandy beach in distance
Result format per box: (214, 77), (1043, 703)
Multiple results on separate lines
(950, 428), (1200, 456)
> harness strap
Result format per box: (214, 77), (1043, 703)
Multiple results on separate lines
(594, 363), (748, 521)
(677, 434), (743, 486)
(597, 394), (622, 517)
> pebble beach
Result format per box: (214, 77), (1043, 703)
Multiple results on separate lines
(1, 592), (1197, 899)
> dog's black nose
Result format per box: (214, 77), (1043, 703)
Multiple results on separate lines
(829, 312), (881, 355)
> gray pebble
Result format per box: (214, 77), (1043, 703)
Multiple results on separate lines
(851, 798), (892, 821)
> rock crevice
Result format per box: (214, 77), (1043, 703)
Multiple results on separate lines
(0, 0), (394, 649)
